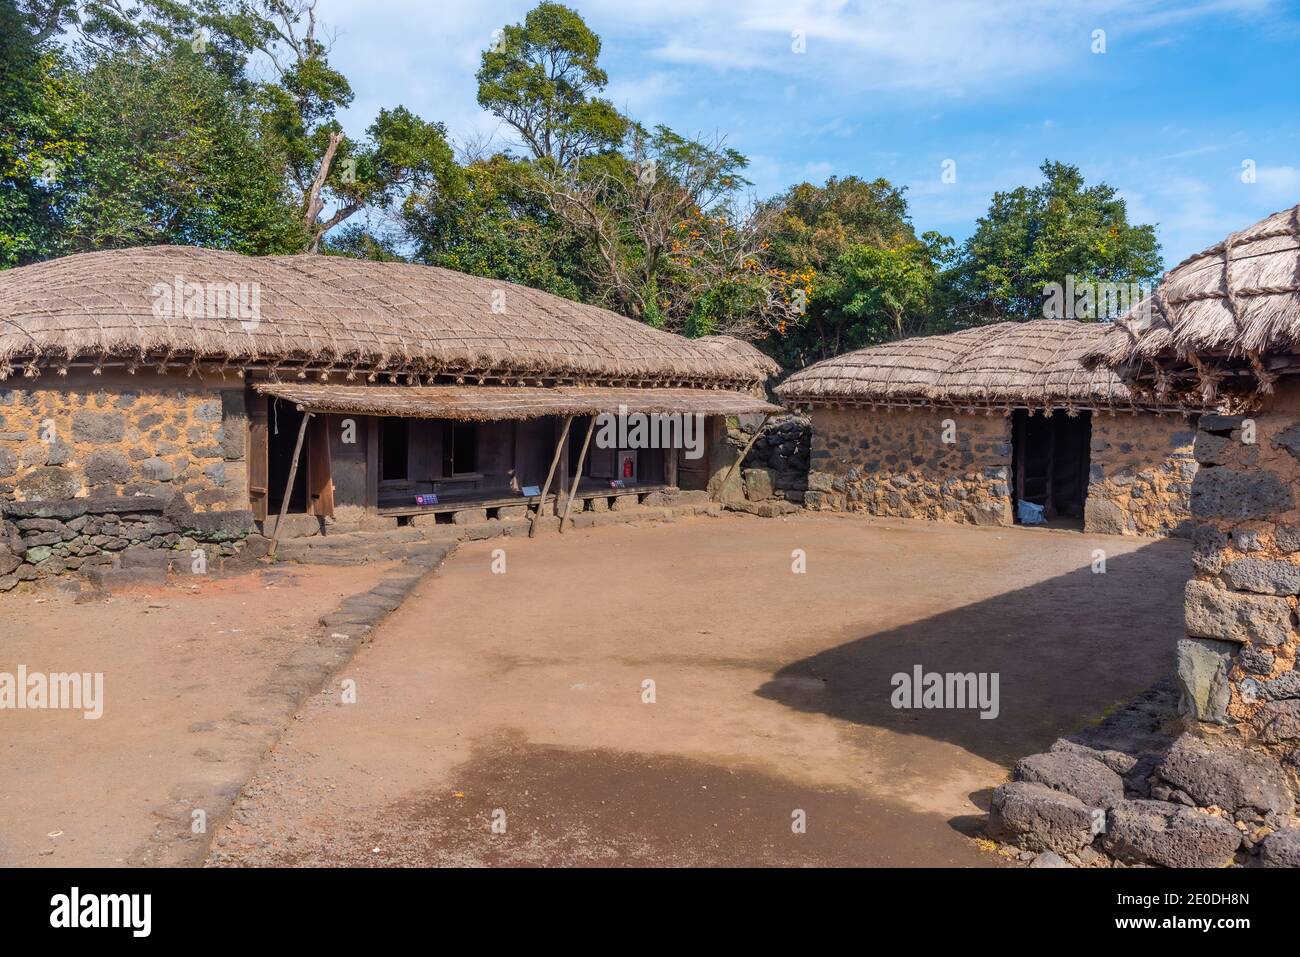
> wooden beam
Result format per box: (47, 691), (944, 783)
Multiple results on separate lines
(529, 414), (573, 538)
(713, 413), (769, 504)
(269, 411), (313, 559)
(559, 416), (597, 534)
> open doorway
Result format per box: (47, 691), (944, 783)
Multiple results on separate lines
(267, 398), (308, 516)
(1012, 409), (1091, 525)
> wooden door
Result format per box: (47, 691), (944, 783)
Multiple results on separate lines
(307, 414), (335, 518)
(247, 393), (269, 521)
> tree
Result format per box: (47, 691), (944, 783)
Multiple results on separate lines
(0, 0), (66, 266)
(755, 175), (947, 365)
(52, 49), (305, 254)
(813, 238), (946, 351)
(403, 153), (586, 300)
(945, 160), (1161, 323)
(476, 0), (625, 171)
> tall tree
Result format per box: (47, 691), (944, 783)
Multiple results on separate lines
(476, 0), (625, 172)
(403, 153), (586, 301)
(945, 160), (1161, 323)
(0, 0), (67, 266)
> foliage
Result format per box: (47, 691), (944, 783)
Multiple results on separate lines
(943, 160), (1161, 323)
(475, 1), (625, 171)
(756, 176), (950, 366)
(54, 49), (305, 253)
(403, 154), (585, 301)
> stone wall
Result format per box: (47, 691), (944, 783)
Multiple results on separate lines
(735, 414), (811, 502)
(803, 406), (1014, 527)
(1177, 382), (1300, 747)
(0, 371), (256, 590)
(0, 495), (260, 591)
(1085, 412), (1198, 537)
(0, 370), (247, 511)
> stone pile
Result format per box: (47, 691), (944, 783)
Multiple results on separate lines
(987, 679), (1300, 867)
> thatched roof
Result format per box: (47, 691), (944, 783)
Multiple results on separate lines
(256, 383), (780, 421)
(1083, 204), (1300, 404)
(776, 320), (1192, 412)
(0, 246), (777, 387)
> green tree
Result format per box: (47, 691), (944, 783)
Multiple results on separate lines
(813, 238), (946, 352)
(756, 175), (947, 365)
(402, 153), (585, 300)
(476, 0), (625, 171)
(0, 0), (67, 265)
(53, 49), (304, 253)
(945, 160), (1161, 323)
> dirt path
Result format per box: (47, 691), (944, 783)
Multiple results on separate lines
(209, 513), (1189, 867)
(0, 562), (390, 866)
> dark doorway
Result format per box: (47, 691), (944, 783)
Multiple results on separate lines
(267, 398), (308, 515)
(381, 417), (409, 482)
(1012, 409), (1091, 523)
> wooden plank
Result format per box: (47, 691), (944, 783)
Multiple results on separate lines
(327, 413), (368, 509)
(530, 415), (572, 538)
(247, 391), (269, 522)
(365, 415), (379, 512)
(307, 414), (335, 517)
(559, 416), (597, 534)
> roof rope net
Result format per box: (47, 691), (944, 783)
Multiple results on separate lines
(1084, 203), (1300, 379)
(775, 319), (1198, 413)
(0, 246), (778, 388)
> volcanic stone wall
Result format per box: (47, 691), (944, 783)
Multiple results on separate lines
(0, 370), (247, 510)
(0, 369), (256, 589)
(803, 406), (1014, 527)
(1084, 412), (1198, 537)
(1178, 380), (1300, 749)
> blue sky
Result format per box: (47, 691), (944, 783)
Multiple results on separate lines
(316, 0), (1300, 268)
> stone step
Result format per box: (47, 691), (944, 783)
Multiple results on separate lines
(85, 566), (166, 590)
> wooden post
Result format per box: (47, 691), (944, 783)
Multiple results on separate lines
(529, 414), (573, 538)
(713, 413), (770, 504)
(269, 411), (313, 559)
(559, 415), (597, 534)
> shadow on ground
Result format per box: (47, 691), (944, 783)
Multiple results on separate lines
(757, 537), (1189, 768)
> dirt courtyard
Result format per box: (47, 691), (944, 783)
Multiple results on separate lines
(0, 562), (392, 867)
(208, 512), (1189, 867)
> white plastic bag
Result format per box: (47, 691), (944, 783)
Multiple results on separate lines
(1017, 499), (1046, 525)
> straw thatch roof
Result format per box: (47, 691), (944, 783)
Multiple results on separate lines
(0, 246), (777, 387)
(256, 383), (780, 421)
(776, 320), (1192, 412)
(1083, 203), (1300, 404)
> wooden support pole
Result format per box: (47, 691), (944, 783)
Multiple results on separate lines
(559, 415), (598, 534)
(269, 411), (313, 559)
(713, 413), (770, 504)
(529, 414), (573, 538)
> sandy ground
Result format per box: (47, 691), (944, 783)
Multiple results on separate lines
(0, 562), (390, 867)
(208, 512), (1190, 867)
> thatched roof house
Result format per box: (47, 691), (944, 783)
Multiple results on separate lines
(0, 245), (775, 387)
(778, 320), (1200, 536)
(1082, 202), (1300, 753)
(776, 319), (1191, 413)
(0, 247), (778, 581)
(1084, 203), (1300, 406)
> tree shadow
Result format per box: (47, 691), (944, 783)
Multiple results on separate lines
(756, 537), (1189, 769)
